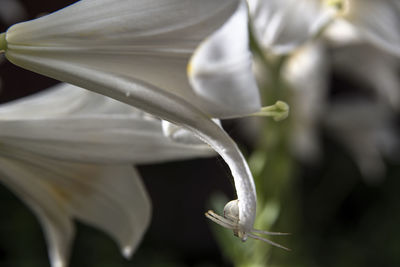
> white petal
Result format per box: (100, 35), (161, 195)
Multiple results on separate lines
(0, 82), (215, 163)
(6, 0), (236, 45)
(0, 83), (140, 119)
(0, 115), (215, 164)
(188, 1), (261, 117)
(0, 151), (151, 266)
(324, 19), (363, 45)
(248, 0), (329, 54)
(6, 0), (245, 118)
(347, 0), (400, 56)
(0, 155), (74, 267)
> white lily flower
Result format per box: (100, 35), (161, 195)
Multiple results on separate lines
(0, 82), (216, 267)
(1, 0), (265, 249)
(2, 0), (260, 118)
(248, 0), (400, 56)
(0, 83), (214, 163)
(280, 39), (399, 181)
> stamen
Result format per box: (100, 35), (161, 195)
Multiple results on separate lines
(247, 232), (291, 251)
(252, 229), (291, 236)
(206, 207), (290, 250)
(205, 210), (238, 230)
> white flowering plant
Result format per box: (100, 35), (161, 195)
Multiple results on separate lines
(0, 0), (399, 267)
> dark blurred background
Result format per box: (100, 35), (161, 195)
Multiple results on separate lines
(0, 1), (400, 267)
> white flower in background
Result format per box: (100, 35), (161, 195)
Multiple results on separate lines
(249, 0), (400, 180)
(0, 82), (215, 267)
(248, 0), (400, 56)
(0, 0), (270, 248)
(247, 0), (327, 54)
(326, 42), (400, 181)
(328, 0), (400, 57)
(283, 42), (329, 162)
(282, 41), (399, 181)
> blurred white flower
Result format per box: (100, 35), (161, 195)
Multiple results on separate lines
(326, 42), (400, 180)
(282, 40), (399, 181)
(330, 0), (400, 57)
(1, 0), (263, 248)
(283, 42), (329, 162)
(249, 0), (400, 180)
(0, 83), (215, 267)
(248, 0), (328, 54)
(248, 0), (400, 56)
